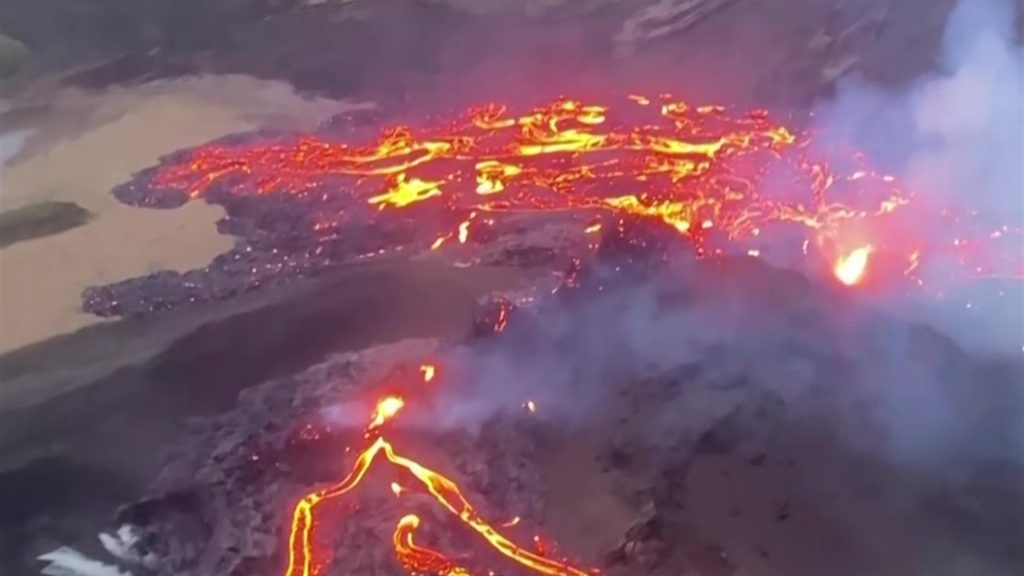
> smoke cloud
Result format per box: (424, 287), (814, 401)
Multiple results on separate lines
(431, 254), (1019, 464)
(813, 0), (1024, 353)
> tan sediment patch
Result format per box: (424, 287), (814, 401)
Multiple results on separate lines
(0, 75), (374, 353)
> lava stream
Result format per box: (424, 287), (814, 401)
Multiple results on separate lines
(285, 396), (592, 576)
(393, 514), (471, 576)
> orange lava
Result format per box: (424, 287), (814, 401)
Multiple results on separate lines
(834, 245), (873, 286)
(285, 389), (592, 576)
(367, 395), (405, 432)
(420, 363), (437, 383)
(152, 95), (1020, 290)
(393, 514), (471, 576)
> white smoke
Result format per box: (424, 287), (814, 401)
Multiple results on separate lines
(436, 255), (1018, 460)
(423, 257), (821, 431)
(814, 0), (1024, 353)
(320, 400), (376, 428)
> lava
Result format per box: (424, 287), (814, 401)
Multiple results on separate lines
(834, 245), (873, 286)
(393, 514), (471, 576)
(420, 363), (437, 383)
(146, 95), (1020, 289)
(494, 301), (511, 333)
(367, 395), (405, 431)
(285, 388), (592, 576)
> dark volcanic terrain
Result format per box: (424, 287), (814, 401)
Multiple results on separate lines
(1, 1), (1021, 576)
(61, 257), (1024, 576)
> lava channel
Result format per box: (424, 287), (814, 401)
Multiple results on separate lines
(285, 393), (593, 576)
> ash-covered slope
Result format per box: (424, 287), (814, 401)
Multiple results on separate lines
(84, 255), (1023, 576)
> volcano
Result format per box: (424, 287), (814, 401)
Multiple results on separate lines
(5, 2), (1022, 576)
(64, 72), (1023, 576)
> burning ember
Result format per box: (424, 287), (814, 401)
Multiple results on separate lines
(139, 95), (1019, 291)
(286, 392), (592, 576)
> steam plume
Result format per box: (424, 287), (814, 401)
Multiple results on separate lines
(815, 0), (1024, 353)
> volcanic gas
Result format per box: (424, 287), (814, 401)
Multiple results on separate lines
(129, 95), (1019, 294)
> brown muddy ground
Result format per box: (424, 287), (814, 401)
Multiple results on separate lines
(0, 76), (371, 353)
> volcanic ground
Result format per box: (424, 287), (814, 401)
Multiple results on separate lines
(44, 253), (1024, 576)
(1, 1), (1022, 576)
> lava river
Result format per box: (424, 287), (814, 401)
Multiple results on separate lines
(286, 389), (593, 576)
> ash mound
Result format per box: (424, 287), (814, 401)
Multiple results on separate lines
(70, 255), (1024, 576)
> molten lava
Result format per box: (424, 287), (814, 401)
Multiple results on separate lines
(116, 95), (1021, 575)
(367, 395), (405, 431)
(393, 514), (471, 576)
(285, 388), (592, 576)
(420, 363), (437, 383)
(150, 95), (1019, 290)
(834, 245), (873, 286)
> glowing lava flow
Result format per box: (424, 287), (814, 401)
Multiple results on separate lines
(367, 395), (405, 431)
(285, 396), (592, 576)
(420, 363), (437, 383)
(393, 514), (471, 576)
(149, 95), (1021, 290)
